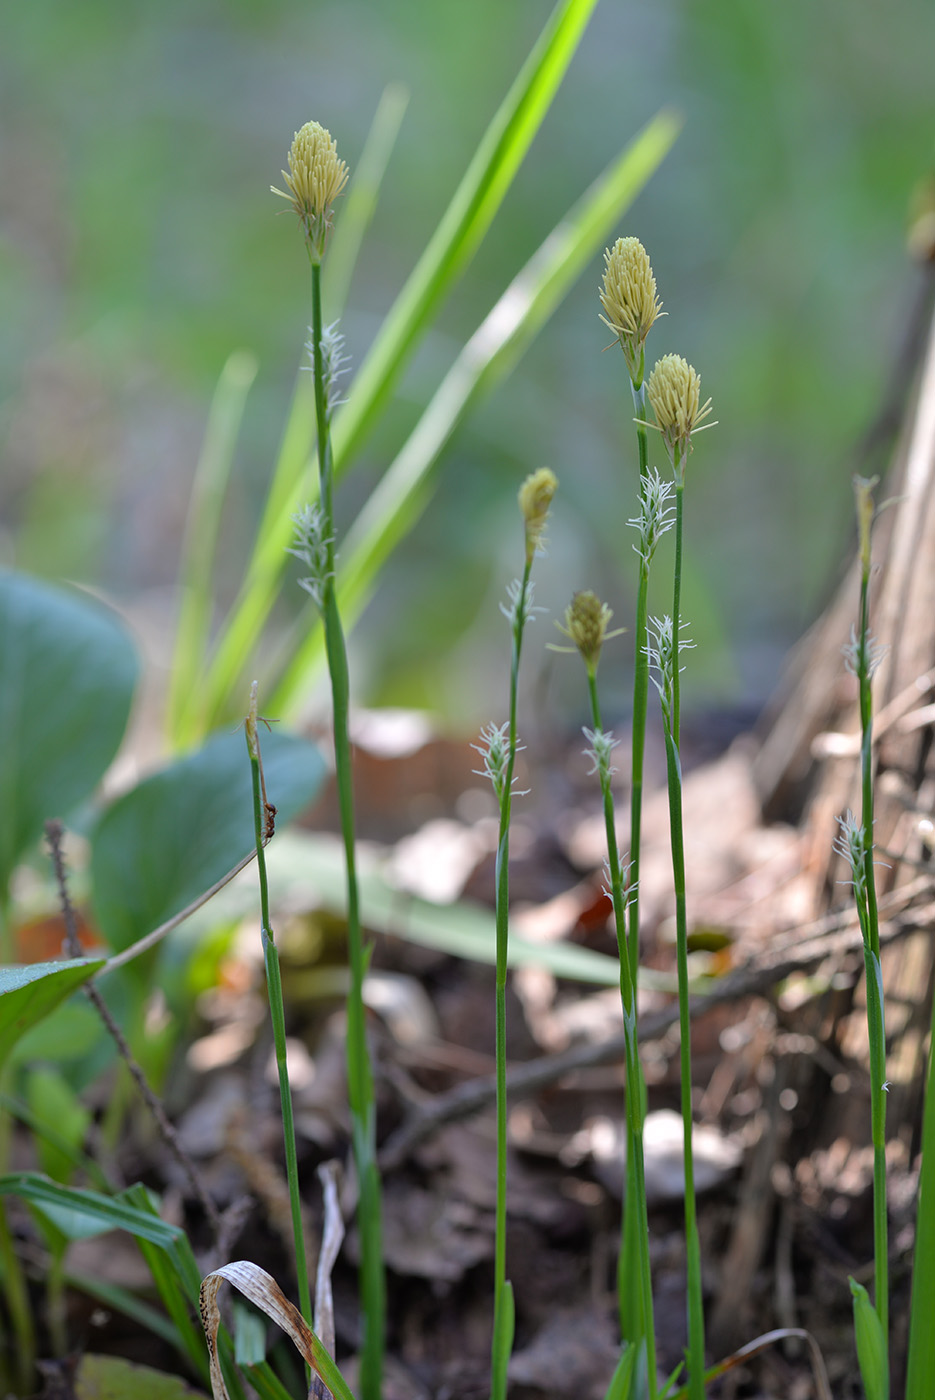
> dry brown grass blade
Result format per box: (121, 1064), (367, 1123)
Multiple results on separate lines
(199, 1260), (355, 1400)
(697, 1327), (832, 1400)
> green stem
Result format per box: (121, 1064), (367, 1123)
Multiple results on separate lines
(856, 565), (888, 1350)
(308, 256), (384, 1400)
(248, 745), (312, 1336)
(586, 668), (657, 1397)
(628, 379), (649, 998)
(621, 381), (652, 1354)
(671, 462), (684, 749)
(491, 559), (533, 1400)
(663, 458), (704, 1397)
(662, 725), (705, 1399)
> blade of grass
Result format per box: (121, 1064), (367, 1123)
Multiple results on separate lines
(197, 0), (602, 733)
(906, 980), (935, 1396)
(167, 349), (258, 750)
(325, 82), (410, 324)
(271, 110), (680, 717)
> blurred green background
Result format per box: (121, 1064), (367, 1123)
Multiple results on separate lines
(2, 0), (934, 733)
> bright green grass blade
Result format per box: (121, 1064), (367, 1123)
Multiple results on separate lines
(167, 350), (258, 751)
(325, 83), (410, 324)
(850, 1278), (889, 1400)
(271, 109), (680, 717)
(197, 0), (599, 734)
(603, 1344), (637, 1400)
(331, 0), (600, 467)
(906, 989), (935, 1398)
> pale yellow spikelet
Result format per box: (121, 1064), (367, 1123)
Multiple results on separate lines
(557, 591), (621, 672)
(272, 121), (349, 259)
(599, 236), (663, 383)
(646, 353), (714, 467)
(518, 467), (558, 564)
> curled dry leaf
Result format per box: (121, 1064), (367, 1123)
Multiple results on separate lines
(199, 1260), (356, 1400)
(314, 1161), (345, 1365)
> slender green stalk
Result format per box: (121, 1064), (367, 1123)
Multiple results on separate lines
(662, 472), (704, 1400)
(620, 371), (652, 1361)
(584, 663), (657, 1397)
(308, 252), (384, 1400)
(643, 351), (714, 1400)
(599, 236), (665, 1367)
(906, 975), (935, 1394)
(842, 476), (888, 1362)
(670, 465), (684, 747)
(662, 717), (705, 1400)
(245, 705), (312, 1337)
(627, 379), (650, 997)
(479, 469), (556, 1400)
(491, 558), (532, 1400)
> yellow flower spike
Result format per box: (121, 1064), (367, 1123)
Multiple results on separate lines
(599, 236), (664, 385)
(646, 353), (715, 471)
(555, 590), (625, 675)
(518, 467), (558, 565)
(272, 120), (349, 261)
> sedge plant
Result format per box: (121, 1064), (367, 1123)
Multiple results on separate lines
(553, 590), (659, 1396)
(833, 474), (890, 1400)
(473, 468), (557, 1400)
(245, 685), (313, 1339)
(274, 122), (384, 1400)
(599, 235), (664, 1358)
(644, 353), (714, 1400)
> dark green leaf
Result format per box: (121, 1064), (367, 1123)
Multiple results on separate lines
(0, 571), (138, 894)
(0, 959), (104, 1072)
(91, 729), (326, 951)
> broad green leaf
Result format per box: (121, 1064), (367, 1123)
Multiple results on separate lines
(91, 729), (326, 951)
(0, 571), (138, 895)
(75, 1355), (209, 1400)
(0, 959), (104, 1072)
(197, 0), (601, 732)
(271, 109), (680, 716)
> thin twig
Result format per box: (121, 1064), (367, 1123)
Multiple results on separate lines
(45, 820), (221, 1236)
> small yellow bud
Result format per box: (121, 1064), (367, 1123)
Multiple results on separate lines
(646, 353), (714, 469)
(599, 237), (663, 385)
(272, 121), (349, 260)
(518, 467), (558, 565)
(557, 591), (621, 673)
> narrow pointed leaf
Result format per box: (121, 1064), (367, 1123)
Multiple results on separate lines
(198, 0), (601, 731)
